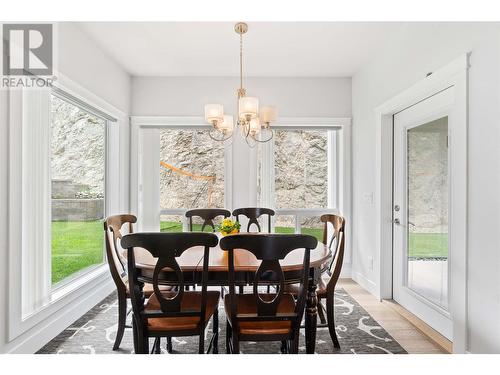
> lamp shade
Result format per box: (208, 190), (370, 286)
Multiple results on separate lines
(238, 96), (259, 118)
(205, 104), (224, 122)
(260, 106), (277, 123)
(218, 115), (234, 131)
(249, 118), (261, 134)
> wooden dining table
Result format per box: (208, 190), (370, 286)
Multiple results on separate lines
(124, 235), (331, 354)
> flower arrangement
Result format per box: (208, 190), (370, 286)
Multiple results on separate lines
(217, 218), (241, 236)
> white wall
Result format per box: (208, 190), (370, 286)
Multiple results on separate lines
(351, 23), (500, 353)
(132, 76), (351, 117)
(58, 23), (131, 114)
(0, 22), (131, 353)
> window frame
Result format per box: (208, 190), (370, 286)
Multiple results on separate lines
(7, 73), (126, 341)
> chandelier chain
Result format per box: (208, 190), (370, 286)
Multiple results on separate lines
(240, 32), (243, 90)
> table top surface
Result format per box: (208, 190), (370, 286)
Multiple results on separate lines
(124, 233), (331, 272)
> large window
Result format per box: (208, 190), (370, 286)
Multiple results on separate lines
(274, 129), (329, 241)
(159, 129), (224, 232)
(50, 94), (106, 285)
(258, 127), (340, 242)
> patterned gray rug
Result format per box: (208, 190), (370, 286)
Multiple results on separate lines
(37, 288), (406, 354)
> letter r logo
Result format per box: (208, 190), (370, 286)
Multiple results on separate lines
(3, 24), (53, 76)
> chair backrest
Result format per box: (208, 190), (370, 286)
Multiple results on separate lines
(185, 208), (231, 232)
(121, 232), (218, 324)
(320, 214), (345, 293)
(104, 214), (137, 293)
(219, 233), (317, 329)
(232, 207), (275, 233)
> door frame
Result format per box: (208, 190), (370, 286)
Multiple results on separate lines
(374, 54), (469, 353)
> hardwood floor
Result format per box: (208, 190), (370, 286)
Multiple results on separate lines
(339, 279), (448, 354)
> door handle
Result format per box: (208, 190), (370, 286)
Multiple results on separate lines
(393, 218), (400, 225)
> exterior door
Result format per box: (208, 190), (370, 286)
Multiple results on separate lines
(393, 87), (453, 340)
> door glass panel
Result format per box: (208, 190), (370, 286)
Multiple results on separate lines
(406, 117), (449, 308)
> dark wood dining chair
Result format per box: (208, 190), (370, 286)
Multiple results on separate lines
(232, 207), (275, 233)
(104, 214), (172, 350)
(220, 233), (317, 354)
(285, 214), (345, 349)
(185, 208), (231, 232)
(121, 232), (220, 354)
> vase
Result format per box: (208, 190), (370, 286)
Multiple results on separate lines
(220, 229), (239, 236)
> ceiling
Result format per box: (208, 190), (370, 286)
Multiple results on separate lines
(77, 22), (407, 77)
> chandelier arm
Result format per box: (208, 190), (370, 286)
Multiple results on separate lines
(245, 133), (257, 148)
(208, 128), (233, 142)
(251, 128), (274, 143)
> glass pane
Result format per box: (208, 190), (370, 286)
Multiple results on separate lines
(274, 215), (295, 234)
(50, 95), (105, 285)
(407, 117), (449, 308)
(160, 130), (224, 210)
(160, 214), (183, 232)
(274, 130), (328, 209)
(300, 216), (323, 242)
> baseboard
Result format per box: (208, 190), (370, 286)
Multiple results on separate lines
(351, 270), (377, 297)
(6, 277), (114, 353)
(340, 264), (352, 278)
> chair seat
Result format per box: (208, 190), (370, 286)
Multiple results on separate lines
(145, 291), (220, 332)
(284, 277), (329, 298)
(126, 282), (172, 298)
(224, 293), (296, 335)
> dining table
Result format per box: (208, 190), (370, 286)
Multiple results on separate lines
(124, 234), (332, 354)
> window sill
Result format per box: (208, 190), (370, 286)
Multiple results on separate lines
(51, 264), (109, 303)
(10, 264), (113, 342)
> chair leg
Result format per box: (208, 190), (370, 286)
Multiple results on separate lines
(113, 292), (127, 350)
(267, 285), (271, 293)
(326, 292), (340, 349)
(232, 334), (240, 354)
(141, 335), (149, 354)
(280, 340), (287, 354)
(290, 334), (300, 354)
(238, 285), (244, 294)
(153, 338), (161, 354)
(213, 308), (219, 354)
(220, 286), (225, 298)
(166, 337), (173, 353)
(132, 316), (139, 354)
(225, 319), (232, 354)
(198, 330), (205, 354)
(137, 325), (149, 354)
(317, 298), (327, 325)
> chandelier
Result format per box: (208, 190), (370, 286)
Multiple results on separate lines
(204, 22), (276, 145)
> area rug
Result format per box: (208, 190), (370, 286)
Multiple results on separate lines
(37, 288), (407, 354)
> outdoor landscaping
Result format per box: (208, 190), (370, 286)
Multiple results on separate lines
(51, 221), (103, 285)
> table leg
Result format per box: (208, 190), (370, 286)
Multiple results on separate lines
(305, 281), (318, 354)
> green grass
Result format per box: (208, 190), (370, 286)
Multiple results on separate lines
(275, 226), (324, 242)
(51, 221), (103, 285)
(50, 221), (447, 286)
(408, 233), (448, 258)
